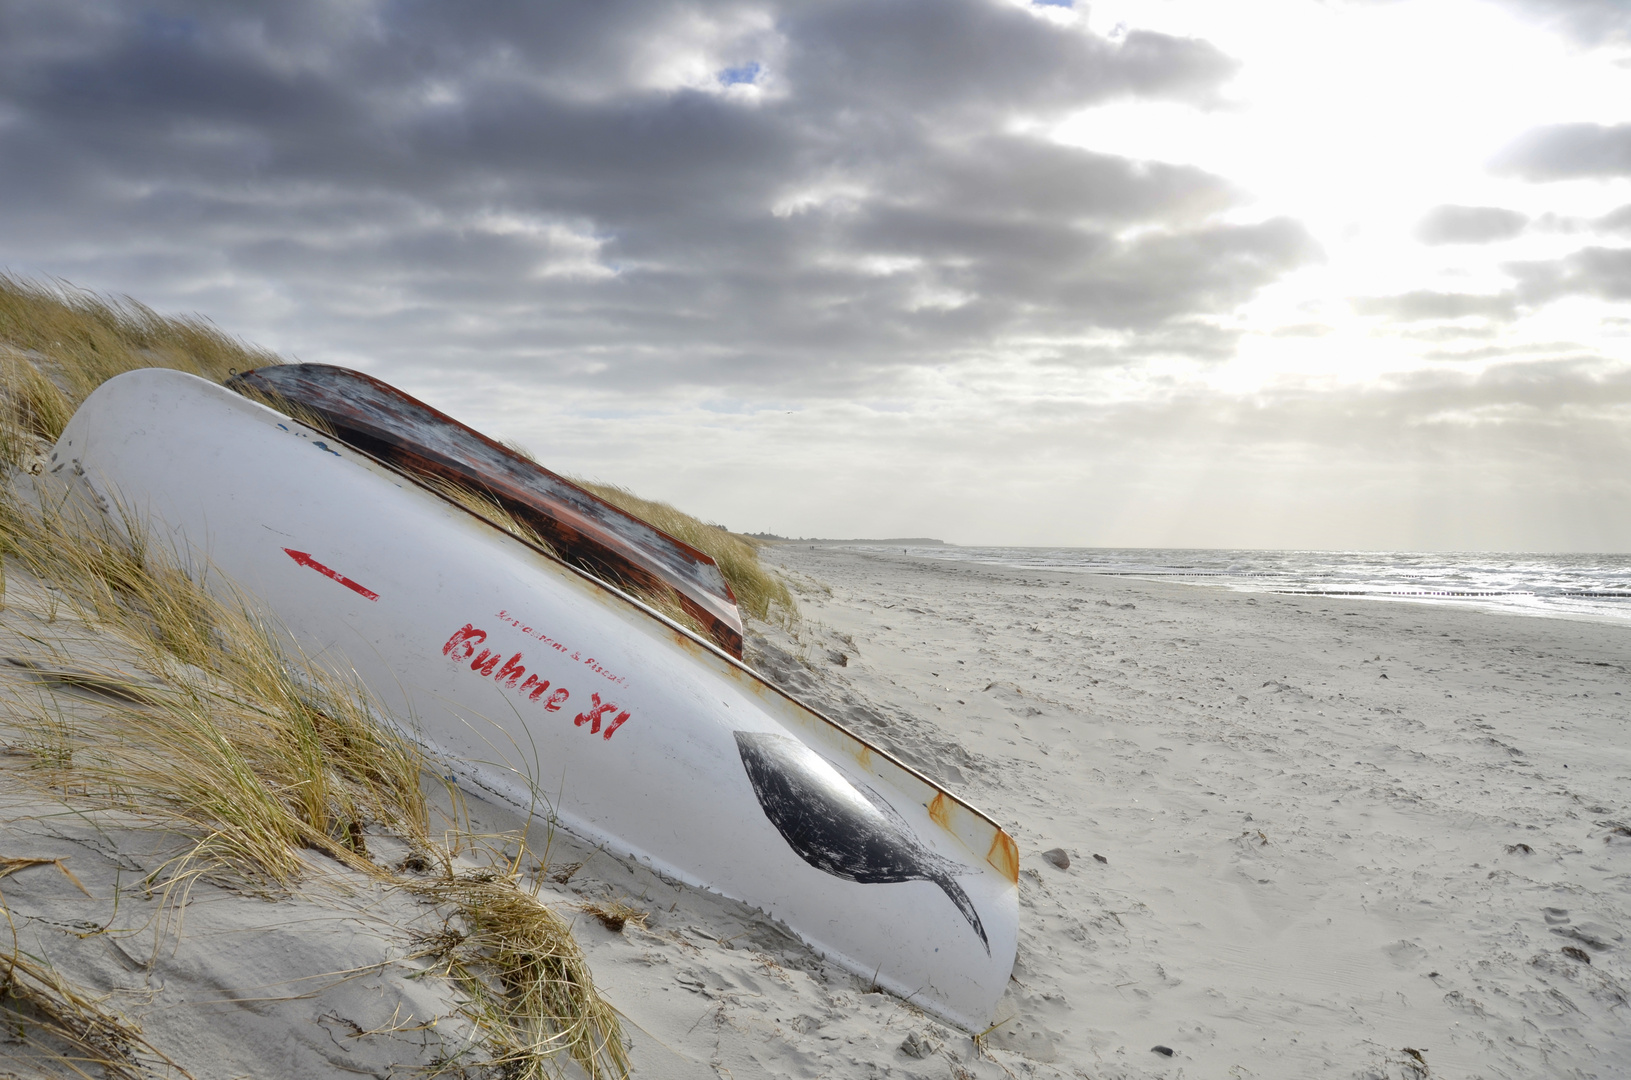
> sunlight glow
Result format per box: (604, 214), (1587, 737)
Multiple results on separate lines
(1046, 0), (1631, 394)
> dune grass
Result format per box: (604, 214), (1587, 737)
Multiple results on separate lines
(0, 274), (278, 440)
(0, 277), (629, 1078)
(509, 440), (795, 630)
(570, 479), (796, 625)
(0, 942), (191, 1080)
(422, 872), (628, 1079)
(0, 273), (277, 401)
(0, 482), (628, 1078)
(420, 470), (717, 639)
(421, 472), (562, 557)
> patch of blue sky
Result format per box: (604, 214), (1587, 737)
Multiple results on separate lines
(718, 62), (762, 87)
(1033, 0), (1073, 7)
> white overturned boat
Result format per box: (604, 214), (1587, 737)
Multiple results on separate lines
(48, 368), (1019, 1030)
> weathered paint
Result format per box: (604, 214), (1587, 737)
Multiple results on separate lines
(228, 364), (746, 657)
(50, 369), (1020, 1032)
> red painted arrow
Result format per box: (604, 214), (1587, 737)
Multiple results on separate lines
(283, 549), (379, 601)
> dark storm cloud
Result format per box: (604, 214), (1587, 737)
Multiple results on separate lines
(1352, 291), (1518, 322)
(901, 137), (1240, 225)
(1490, 123), (1631, 180)
(0, 0), (1307, 396)
(1413, 204), (1528, 245)
(780, 3), (1237, 114)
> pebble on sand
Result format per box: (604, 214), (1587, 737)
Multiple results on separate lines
(899, 1031), (938, 1059)
(1041, 847), (1070, 870)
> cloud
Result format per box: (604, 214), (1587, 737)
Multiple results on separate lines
(1491, 122), (1631, 180)
(13, 1), (1625, 550)
(1492, 0), (1631, 49)
(1508, 246), (1631, 302)
(1599, 204), (1631, 234)
(0, 0), (1284, 401)
(783, 3), (1238, 116)
(1413, 204), (1528, 245)
(1352, 291), (1517, 322)
(511, 350), (1631, 550)
(898, 136), (1240, 226)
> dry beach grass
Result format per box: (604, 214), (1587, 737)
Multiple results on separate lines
(0, 277), (633, 1078)
(0, 274), (275, 428)
(0, 483), (628, 1080)
(570, 479), (796, 626)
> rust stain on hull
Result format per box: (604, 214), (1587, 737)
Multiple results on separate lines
(928, 791), (951, 829)
(229, 364), (745, 657)
(986, 831), (1019, 884)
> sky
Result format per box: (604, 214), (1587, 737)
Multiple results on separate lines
(2, 0), (1630, 550)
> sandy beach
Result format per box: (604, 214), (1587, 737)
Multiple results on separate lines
(5, 542), (1629, 1078)
(735, 544), (1631, 1079)
(449, 544), (1631, 1078)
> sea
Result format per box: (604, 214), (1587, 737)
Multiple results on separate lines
(839, 545), (1631, 625)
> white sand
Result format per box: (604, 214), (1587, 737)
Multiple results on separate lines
(5, 544), (1629, 1079)
(729, 545), (1631, 1079)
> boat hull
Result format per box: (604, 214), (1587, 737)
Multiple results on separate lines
(48, 369), (1019, 1030)
(226, 363), (747, 657)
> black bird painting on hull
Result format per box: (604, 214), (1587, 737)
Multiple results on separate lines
(734, 730), (989, 954)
